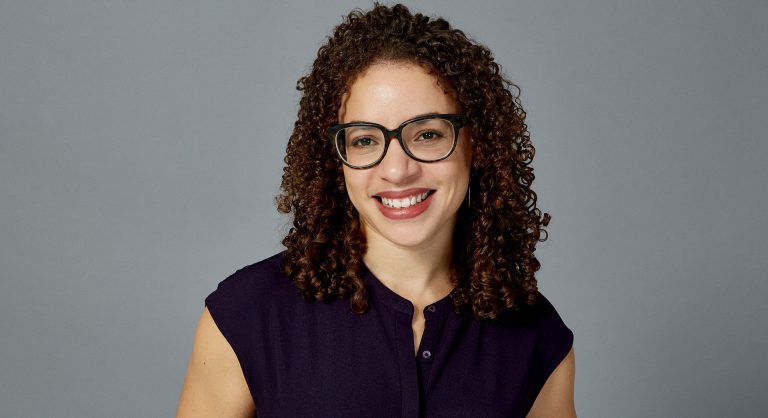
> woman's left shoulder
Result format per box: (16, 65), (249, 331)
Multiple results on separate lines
(494, 292), (570, 329)
(490, 292), (574, 373)
(528, 292), (571, 328)
(517, 292), (574, 381)
(522, 292), (573, 346)
(522, 294), (576, 416)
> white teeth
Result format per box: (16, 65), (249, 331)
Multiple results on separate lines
(380, 191), (430, 209)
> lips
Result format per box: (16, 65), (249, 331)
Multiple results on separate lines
(373, 188), (434, 220)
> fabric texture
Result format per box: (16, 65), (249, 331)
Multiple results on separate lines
(205, 252), (573, 418)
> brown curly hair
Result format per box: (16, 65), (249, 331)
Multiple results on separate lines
(276, 3), (550, 320)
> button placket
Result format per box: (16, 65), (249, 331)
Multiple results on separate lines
(416, 303), (448, 398)
(421, 306), (435, 360)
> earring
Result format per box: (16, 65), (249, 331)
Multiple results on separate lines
(467, 185), (471, 208)
(466, 171), (474, 208)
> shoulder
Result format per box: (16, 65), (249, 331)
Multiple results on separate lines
(203, 252), (302, 352)
(206, 252), (288, 298)
(488, 292), (574, 401)
(515, 292), (574, 413)
(497, 292), (572, 337)
(522, 292), (574, 368)
(526, 292), (573, 341)
(474, 292), (573, 375)
(205, 252), (296, 314)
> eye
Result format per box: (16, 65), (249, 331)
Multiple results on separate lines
(350, 136), (377, 148)
(416, 131), (442, 142)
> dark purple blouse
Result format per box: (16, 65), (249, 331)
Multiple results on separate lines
(205, 252), (573, 418)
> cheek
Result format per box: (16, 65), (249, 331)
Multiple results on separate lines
(342, 167), (366, 206)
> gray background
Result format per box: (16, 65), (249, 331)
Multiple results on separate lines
(1, 0), (766, 416)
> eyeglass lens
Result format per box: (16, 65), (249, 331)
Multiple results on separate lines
(336, 118), (456, 167)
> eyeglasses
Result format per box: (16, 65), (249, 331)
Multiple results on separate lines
(328, 114), (465, 169)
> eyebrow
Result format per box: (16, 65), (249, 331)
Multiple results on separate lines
(345, 112), (445, 125)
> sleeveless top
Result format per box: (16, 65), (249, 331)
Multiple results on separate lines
(205, 252), (573, 418)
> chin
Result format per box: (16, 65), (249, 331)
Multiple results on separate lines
(387, 235), (431, 249)
(372, 220), (440, 249)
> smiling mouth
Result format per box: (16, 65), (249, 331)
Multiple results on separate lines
(375, 190), (433, 209)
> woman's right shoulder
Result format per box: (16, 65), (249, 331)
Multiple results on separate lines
(205, 251), (293, 307)
(204, 251), (301, 337)
(181, 252), (297, 417)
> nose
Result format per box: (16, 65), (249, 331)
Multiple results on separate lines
(376, 137), (420, 184)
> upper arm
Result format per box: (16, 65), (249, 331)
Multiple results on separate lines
(176, 307), (256, 418)
(527, 347), (576, 418)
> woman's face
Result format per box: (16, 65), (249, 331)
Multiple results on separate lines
(338, 62), (471, 250)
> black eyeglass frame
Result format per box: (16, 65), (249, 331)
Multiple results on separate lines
(328, 113), (466, 169)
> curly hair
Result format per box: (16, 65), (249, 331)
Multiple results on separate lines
(276, 3), (550, 320)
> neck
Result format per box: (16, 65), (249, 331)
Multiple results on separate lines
(362, 226), (455, 306)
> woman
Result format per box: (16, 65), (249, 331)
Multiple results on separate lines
(177, 4), (574, 417)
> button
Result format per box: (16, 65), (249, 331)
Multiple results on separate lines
(422, 350), (432, 359)
(427, 305), (436, 313)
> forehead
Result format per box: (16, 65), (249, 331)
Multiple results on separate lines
(338, 63), (458, 127)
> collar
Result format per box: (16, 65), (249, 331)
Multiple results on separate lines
(362, 267), (457, 318)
